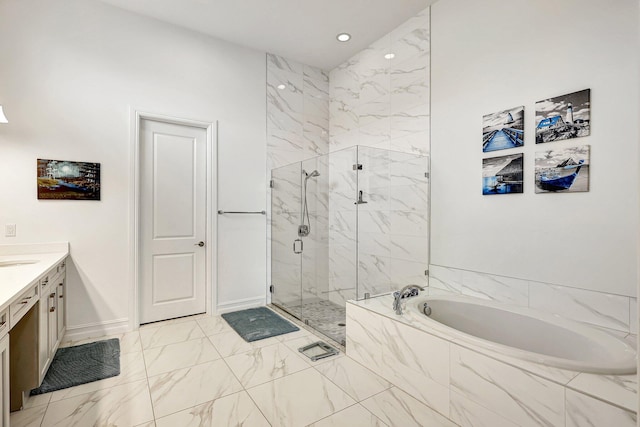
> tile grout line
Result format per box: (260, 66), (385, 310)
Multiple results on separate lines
(138, 331), (158, 426)
(203, 316), (275, 426)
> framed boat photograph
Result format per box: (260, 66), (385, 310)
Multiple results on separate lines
(37, 159), (101, 200)
(482, 153), (524, 195)
(535, 146), (590, 193)
(535, 89), (590, 144)
(482, 106), (524, 152)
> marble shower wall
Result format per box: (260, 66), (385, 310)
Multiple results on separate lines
(328, 8), (431, 302)
(268, 7), (431, 307)
(267, 54), (330, 305)
(329, 8), (430, 156)
(267, 54), (330, 169)
(355, 147), (429, 299)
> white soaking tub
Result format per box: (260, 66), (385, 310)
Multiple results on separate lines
(410, 295), (636, 374)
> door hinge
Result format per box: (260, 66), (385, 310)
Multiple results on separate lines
(352, 164), (363, 170)
(269, 179), (274, 188)
(424, 172), (430, 178)
(425, 269), (429, 276)
(269, 285), (274, 293)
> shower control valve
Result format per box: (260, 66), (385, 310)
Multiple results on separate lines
(298, 225), (310, 237)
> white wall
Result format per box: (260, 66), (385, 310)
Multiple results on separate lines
(431, 0), (639, 297)
(0, 0), (267, 336)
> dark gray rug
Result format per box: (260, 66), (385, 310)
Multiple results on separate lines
(222, 307), (299, 342)
(31, 338), (120, 395)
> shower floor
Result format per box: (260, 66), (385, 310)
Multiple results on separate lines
(280, 298), (346, 345)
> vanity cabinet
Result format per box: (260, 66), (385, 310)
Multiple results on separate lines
(0, 243), (69, 421)
(38, 260), (66, 385)
(0, 308), (9, 427)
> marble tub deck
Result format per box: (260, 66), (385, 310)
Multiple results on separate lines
(10, 309), (456, 427)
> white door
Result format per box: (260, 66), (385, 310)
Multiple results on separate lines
(140, 118), (207, 324)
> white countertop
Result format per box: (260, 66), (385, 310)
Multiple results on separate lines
(0, 243), (69, 312)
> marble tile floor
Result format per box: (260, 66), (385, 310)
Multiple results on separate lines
(10, 309), (456, 427)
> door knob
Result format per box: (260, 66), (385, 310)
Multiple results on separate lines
(195, 241), (205, 247)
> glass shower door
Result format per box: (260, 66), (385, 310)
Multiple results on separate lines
(300, 148), (358, 345)
(356, 146), (429, 299)
(271, 162), (303, 318)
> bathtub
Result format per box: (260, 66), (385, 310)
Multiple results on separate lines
(409, 295), (636, 375)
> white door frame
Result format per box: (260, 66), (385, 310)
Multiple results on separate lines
(129, 108), (217, 330)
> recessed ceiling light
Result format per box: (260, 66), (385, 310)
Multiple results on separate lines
(336, 33), (351, 42)
(384, 53), (395, 60)
(277, 84), (286, 90)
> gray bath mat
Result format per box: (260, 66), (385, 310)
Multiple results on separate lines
(31, 338), (120, 395)
(222, 307), (299, 342)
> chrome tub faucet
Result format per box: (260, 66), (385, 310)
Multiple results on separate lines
(393, 284), (424, 315)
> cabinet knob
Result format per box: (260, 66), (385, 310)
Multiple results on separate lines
(50, 293), (55, 298)
(59, 294), (63, 298)
(50, 307), (55, 313)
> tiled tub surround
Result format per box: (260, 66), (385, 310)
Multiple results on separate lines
(346, 295), (637, 426)
(429, 265), (637, 335)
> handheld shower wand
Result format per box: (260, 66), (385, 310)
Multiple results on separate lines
(299, 169), (320, 237)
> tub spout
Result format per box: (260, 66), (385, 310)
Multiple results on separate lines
(393, 284), (424, 315)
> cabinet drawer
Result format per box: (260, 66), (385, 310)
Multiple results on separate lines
(56, 259), (66, 276)
(0, 308), (7, 340)
(9, 284), (38, 329)
(39, 272), (52, 296)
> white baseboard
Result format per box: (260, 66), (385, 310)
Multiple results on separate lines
(216, 296), (265, 314)
(62, 318), (130, 343)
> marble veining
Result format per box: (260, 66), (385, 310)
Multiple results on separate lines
(567, 371), (638, 412)
(155, 391), (270, 427)
(225, 343), (310, 388)
(9, 405), (47, 427)
(42, 380), (154, 427)
(307, 404), (386, 427)
(430, 264), (635, 335)
(143, 337), (221, 377)
(247, 368), (356, 427)
(314, 352), (392, 401)
(529, 282), (630, 332)
(360, 387), (455, 427)
(451, 344), (565, 427)
(566, 389), (636, 427)
(450, 390), (518, 427)
(139, 320), (205, 349)
(147, 359), (243, 418)
(347, 304), (451, 414)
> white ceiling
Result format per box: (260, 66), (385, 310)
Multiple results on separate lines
(99, 0), (433, 70)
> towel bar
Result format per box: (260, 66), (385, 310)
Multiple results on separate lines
(217, 210), (266, 215)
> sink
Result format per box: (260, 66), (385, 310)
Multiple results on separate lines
(0, 260), (39, 268)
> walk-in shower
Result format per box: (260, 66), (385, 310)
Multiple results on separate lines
(270, 145), (429, 345)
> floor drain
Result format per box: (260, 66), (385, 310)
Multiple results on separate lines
(298, 341), (339, 362)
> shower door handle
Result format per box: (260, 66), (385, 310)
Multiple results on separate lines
(293, 239), (303, 254)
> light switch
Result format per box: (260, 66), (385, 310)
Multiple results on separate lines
(4, 224), (16, 237)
